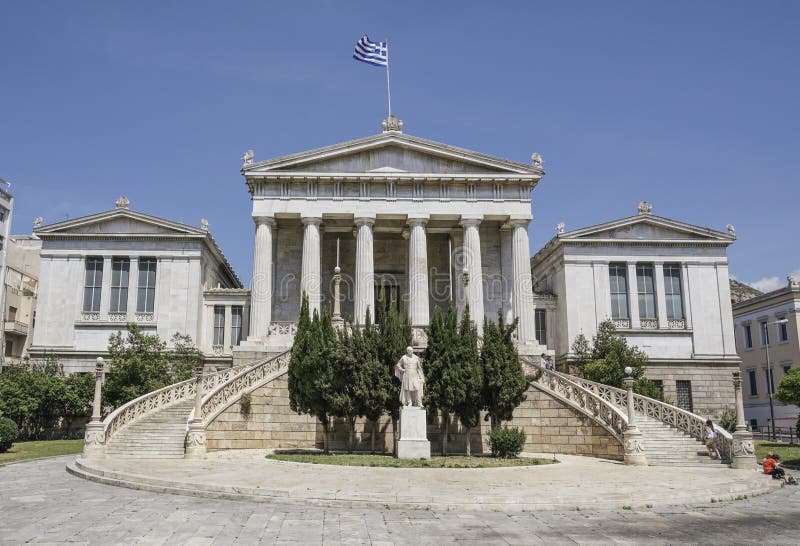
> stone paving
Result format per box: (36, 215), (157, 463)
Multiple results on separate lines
(1, 457), (799, 545)
(67, 450), (776, 512)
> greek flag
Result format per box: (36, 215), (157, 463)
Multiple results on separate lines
(353, 35), (388, 67)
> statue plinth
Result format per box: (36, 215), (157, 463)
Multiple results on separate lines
(397, 406), (431, 459)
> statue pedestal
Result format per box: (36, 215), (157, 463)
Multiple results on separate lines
(397, 406), (431, 459)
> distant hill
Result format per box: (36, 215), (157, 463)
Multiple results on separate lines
(730, 278), (763, 304)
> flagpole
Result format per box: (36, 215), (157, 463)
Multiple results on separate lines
(385, 39), (392, 117)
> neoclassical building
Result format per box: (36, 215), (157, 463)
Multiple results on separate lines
(236, 116), (548, 360)
(29, 198), (245, 373)
(530, 203), (740, 418)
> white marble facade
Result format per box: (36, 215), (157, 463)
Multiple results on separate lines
(530, 203), (741, 417)
(239, 116), (547, 356)
(28, 198), (242, 373)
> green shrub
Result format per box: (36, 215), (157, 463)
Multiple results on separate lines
(0, 416), (19, 453)
(489, 426), (526, 458)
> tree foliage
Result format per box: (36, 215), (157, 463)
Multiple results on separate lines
(451, 306), (483, 456)
(571, 319), (660, 397)
(424, 305), (461, 455)
(776, 367), (800, 437)
(481, 314), (527, 429)
(103, 324), (198, 409)
(0, 356), (94, 440)
(288, 295), (336, 452)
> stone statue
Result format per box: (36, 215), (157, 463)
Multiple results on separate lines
(115, 196), (130, 210)
(556, 222), (565, 234)
(395, 346), (424, 407)
(200, 218), (209, 231)
(33, 216), (43, 229)
(241, 149), (254, 166)
(726, 224), (736, 236)
(531, 152), (544, 167)
(637, 201), (653, 215)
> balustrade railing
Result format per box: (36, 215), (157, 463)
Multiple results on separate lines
(103, 361), (257, 441)
(527, 365), (628, 442)
(268, 322), (297, 336)
(193, 350), (291, 424)
(551, 370), (733, 461)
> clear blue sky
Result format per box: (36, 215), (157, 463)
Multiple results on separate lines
(1, 1), (798, 290)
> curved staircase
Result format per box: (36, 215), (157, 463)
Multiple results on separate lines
(105, 400), (194, 459)
(91, 351), (731, 467)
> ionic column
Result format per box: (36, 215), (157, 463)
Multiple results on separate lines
(301, 217), (322, 315)
(509, 217), (536, 345)
(354, 215), (375, 324)
(248, 216), (275, 341)
(460, 216), (484, 332)
(407, 215), (430, 329)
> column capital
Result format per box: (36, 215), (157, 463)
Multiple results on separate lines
(253, 215), (276, 226)
(459, 214), (483, 227)
(301, 216), (322, 226)
(354, 215), (376, 227)
(406, 214), (429, 227)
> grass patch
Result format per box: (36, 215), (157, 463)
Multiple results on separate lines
(754, 440), (800, 467)
(267, 452), (555, 468)
(0, 439), (84, 465)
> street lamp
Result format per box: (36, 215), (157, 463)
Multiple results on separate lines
(763, 318), (789, 441)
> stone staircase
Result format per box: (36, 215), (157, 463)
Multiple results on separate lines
(105, 400), (194, 459)
(635, 416), (726, 467)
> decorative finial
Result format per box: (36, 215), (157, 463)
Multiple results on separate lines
(789, 275), (799, 289)
(200, 218), (209, 231)
(115, 196), (130, 210)
(241, 149), (254, 166)
(556, 222), (565, 234)
(532, 152), (544, 168)
(637, 201), (652, 215)
(33, 217), (43, 229)
(381, 115), (403, 133)
(726, 224), (736, 236)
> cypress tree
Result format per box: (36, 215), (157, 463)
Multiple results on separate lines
(288, 294), (334, 453)
(424, 305), (460, 455)
(376, 298), (411, 455)
(481, 314), (527, 430)
(353, 309), (391, 453)
(452, 305), (483, 456)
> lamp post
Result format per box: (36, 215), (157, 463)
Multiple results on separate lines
(763, 318), (789, 441)
(82, 357), (106, 459)
(622, 366), (647, 465)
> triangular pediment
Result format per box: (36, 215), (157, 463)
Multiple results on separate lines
(36, 209), (206, 237)
(561, 214), (733, 242)
(243, 132), (541, 176)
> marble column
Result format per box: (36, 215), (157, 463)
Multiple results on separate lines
(731, 371), (756, 468)
(354, 216), (375, 324)
(509, 217), (536, 345)
(248, 216), (275, 341)
(460, 216), (484, 332)
(407, 215), (430, 329)
(82, 357), (106, 459)
(301, 217), (322, 315)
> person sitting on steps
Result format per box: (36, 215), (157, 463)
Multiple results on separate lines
(763, 453), (796, 484)
(704, 419), (721, 460)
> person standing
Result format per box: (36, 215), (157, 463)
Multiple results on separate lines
(705, 419), (721, 460)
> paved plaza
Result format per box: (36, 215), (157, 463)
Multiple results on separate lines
(1, 456), (799, 545)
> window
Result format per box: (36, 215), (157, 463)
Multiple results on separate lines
(0, 207), (6, 221)
(784, 364), (792, 375)
(651, 379), (664, 401)
(765, 368), (775, 394)
(609, 264), (629, 319)
(375, 282), (400, 316)
(137, 259), (157, 313)
(213, 306), (225, 346)
(7, 306), (16, 322)
(749, 418), (758, 431)
(663, 264), (684, 319)
(110, 258), (130, 313)
(231, 306), (244, 346)
(4, 340), (12, 357)
(743, 324), (753, 349)
(759, 320), (770, 346)
(748, 370), (758, 396)
(676, 380), (693, 412)
(636, 264), (657, 319)
(778, 320), (789, 342)
(83, 258), (103, 312)
(535, 309), (547, 345)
